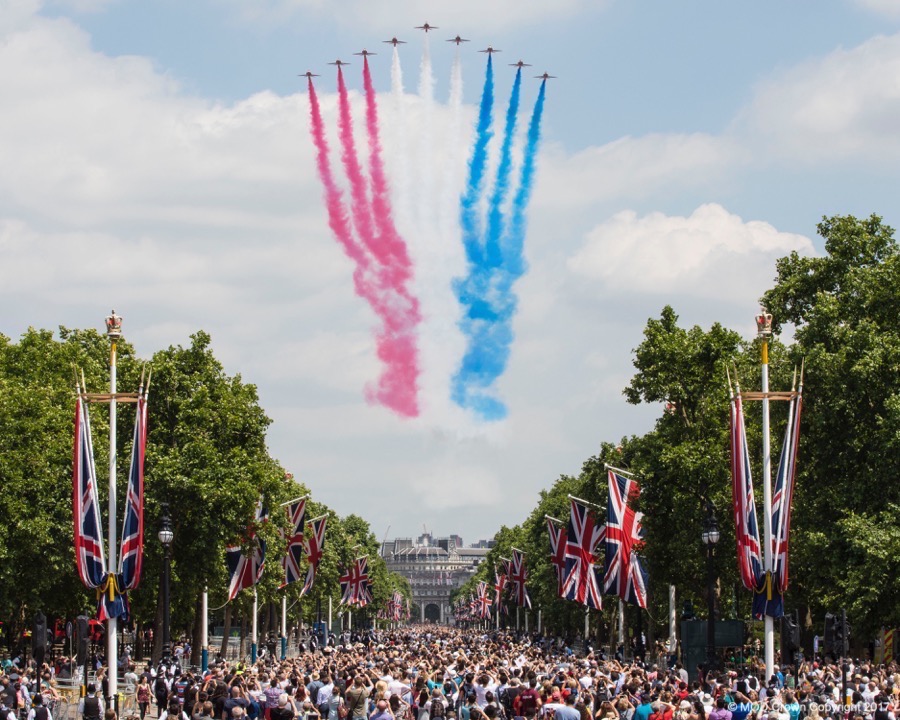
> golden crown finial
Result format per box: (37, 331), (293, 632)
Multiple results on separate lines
(755, 308), (773, 339)
(105, 310), (123, 340)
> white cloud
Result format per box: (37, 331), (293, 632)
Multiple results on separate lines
(536, 134), (739, 212)
(738, 33), (900, 162)
(0, 4), (841, 543)
(568, 203), (815, 303)
(853, 0), (900, 19)
(408, 462), (503, 511)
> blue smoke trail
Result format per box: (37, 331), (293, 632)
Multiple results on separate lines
(502, 80), (546, 279)
(452, 70), (545, 421)
(458, 56), (494, 267)
(484, 68), (522, 267)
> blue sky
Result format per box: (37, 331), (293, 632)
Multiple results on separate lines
(3, 0), (900, 544)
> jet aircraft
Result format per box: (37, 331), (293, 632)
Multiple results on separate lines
(383, 37), (406, 46)
(447, 36), (469, 45)
(479, 46), (501, 54)
(328, 59), (350, 67)
(509, 60), (532, 68)
(534, 72), (557, 80)
(415, 22), (438, 32)
(299, 71), (320, 79)
(354, 49), (376, 57)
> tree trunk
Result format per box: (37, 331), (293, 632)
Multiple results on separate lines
(191, 593), (203, 666)
(219, 606), (232, 660)
(240, 614), (247, 660)
(151, 590), (164, 665)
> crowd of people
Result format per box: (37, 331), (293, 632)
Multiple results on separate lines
(2, 628), (899, 720)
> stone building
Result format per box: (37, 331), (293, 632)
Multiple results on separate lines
(381, 533), (490, 623)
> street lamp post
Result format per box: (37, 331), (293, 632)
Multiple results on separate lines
(158, 504), (174, 664)
(702, 502), (720, 676)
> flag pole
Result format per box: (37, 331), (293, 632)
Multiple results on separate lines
(568, 494), (604, 512)
(281, 595), (287, 660)
(758, 308), (775, 680)
(251, 588), (258, 662)
(201, 587), (209, 672)
(105, 311), (120, 711)
(604, 464), (635, 477)
(617, 598), (625, 649)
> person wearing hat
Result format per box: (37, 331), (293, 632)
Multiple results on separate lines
(26, 693), (50, 720)
(78, 683), (105, 720)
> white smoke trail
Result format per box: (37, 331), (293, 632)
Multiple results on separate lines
(412, 44), (471, 429)
(388, 46), (414, 266)
(391, 45), (404, 95)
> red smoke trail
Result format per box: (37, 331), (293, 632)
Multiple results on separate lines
(311, 70), (419, 417)
(362, 57), (416, 281)
(307, 77), (372, 298)
(359, 58), (422, 415)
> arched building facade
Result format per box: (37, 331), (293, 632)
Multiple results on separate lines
(381, 533), (490, 623)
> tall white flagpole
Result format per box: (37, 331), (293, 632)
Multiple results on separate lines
(201, 587), (209, 671)
(617, 599), (625, 649)
(106, 311), (120, 708)
(251, 589), (258, 662)
(281, 595), (287, 659)
(759, 309), (775, 681)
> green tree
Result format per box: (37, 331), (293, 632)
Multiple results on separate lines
(0, 327), (120, 643)
(760, 213), (900, 637)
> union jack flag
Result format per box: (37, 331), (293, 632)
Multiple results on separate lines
(475, 581), (492, 619)
(226, 499), (268, 602)
(509, 548), (532, 609)
(388, 591), (404, 621)
(493, 567), (508, 616)
(546, 517), (567, 597)
(300, 514), (327, 596)
(73, 392), (106, 590)
(119, 388), (148, 592)
(602, 471), (648, 608)
(280, 498), (307, 588)
(340, 556), (370, 606)
(730, 382), (765, 609)
(771, 377), (803, 596)
(563, 498), (605, 609)
(356, 556), (373, 607)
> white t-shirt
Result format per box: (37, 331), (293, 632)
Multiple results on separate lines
(474, 683), (498, 708)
